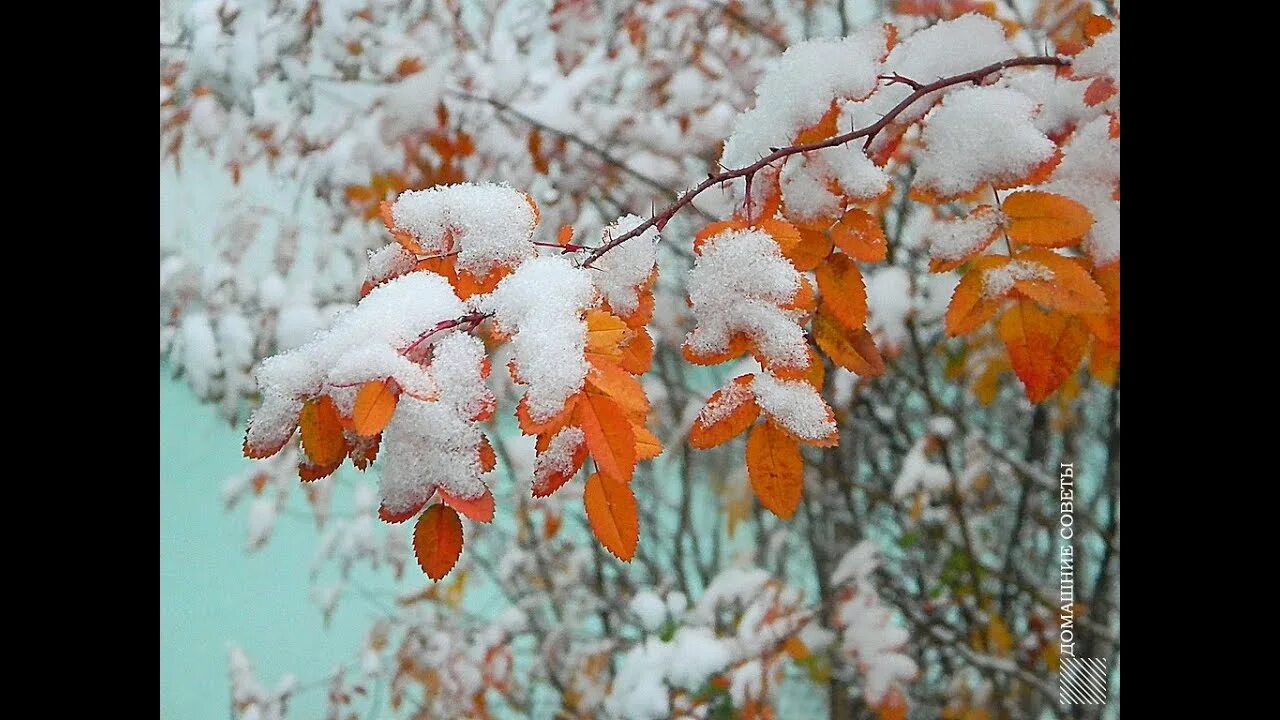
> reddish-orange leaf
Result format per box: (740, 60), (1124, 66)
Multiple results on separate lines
(831, 209), (887, 262)
(619, 327), (654, 374)
(945, 255), (1013, 336)
(585, 309), (630, 362)
(298, 458), (342, 482)
(1083, 77), (1117, 106)
(516, 392), (580, 436)
(794, 100), (840, 144)
(781, 275), (817, 314)
(1002, 191), (1094, 248)
(999, 300), (1091, 403)
(478, 435), (497, 473)
(815, 253), (868, 330)
(352, 379), (400, 437)
(413, 504), (464, 581)
(683, 333), (752, 365)
(300, 396), (347, 466)
(438, 485), (495, 524)
(693, 218), (749, 254)
(583, 472), (640, 561)
(455, 266), (511, 299)
(1083, 14), (1114, 41)
(875, 688), (909, 720)
(379, 497), (429, 524)
(557, 224), (575, 245)
(587, 359), (650, 422)
(746, 421), (804, 520)
(813, 308), (885, 376)
(805, 347), (827, 389)
(348, 433), (381, 470)
(632, 424), (663, 460)
(784, 228), (833, 271)
(690, 375), (760, 449)
(575, 394), (637, 482)
(1010, 249), (1108, 316)
(533, 428), (588, 497)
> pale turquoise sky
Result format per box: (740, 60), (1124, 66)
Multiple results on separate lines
(160, 370), (386, 718)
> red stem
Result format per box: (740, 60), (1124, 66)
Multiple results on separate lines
(581, 55), (1068, 268)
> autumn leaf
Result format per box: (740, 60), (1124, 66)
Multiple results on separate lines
(632, 424), (664, 460)
(1001, 191), (1093, 247)
(516, 393), (580, 436)
(300, 395), (347, 466)
(794, 100), (840, 144)
(693, 218), (748, 254)
(585, 309), (630, 363)
(575, 394), (637, 482)
(831, 209), (887, 262)
(587, 359), (650, 422)
(999, 300), (1091, 403)
(683, 332), (752, 366)
(379, 497), (428, 525)
(746, 421), (804, 519)
(352, 379), (400, 437)
(945, 255), (1012, 337)
(813, 308), (885, 376)
(1010, 249), (1108, 316)
(690, 374), (760, 449)
(298, 457), (342, 482)
(785, 228), (833, 271)
(438, 486), (495, 524)
(583, 472), (640, 561)
(815, 253), (868, 330)
(413, 504), (464, 581)
(618, 327), (654, 374)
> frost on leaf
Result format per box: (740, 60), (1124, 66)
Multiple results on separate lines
(721, 23), (891, 168)
(685, 228), (810, 373)
(479, 256), (595, 423)
(925, 206), (1005, 272)
(911, 86), (1059, 202)
(378, 334), (495, 521)
(751, 371), (838, 446)
(387, 182), (537, 277)
(690, 374), (760, 449)
(593, 214), (659, 319)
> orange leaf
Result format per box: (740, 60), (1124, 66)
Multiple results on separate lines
(575, 394), (637, 482)
(999, 300), (1091, 403)
(690, 374), (760, 449)
(587, 359), (650, 422)
(619, 327), (654, 374)
(1010, 249), (1108, 316)
(815, 253), (868, 330)
(454, 266), (511, 299)
(927, 205), (1005, 273)
(584, 472), (640, 561)
(746, 421), (804, 519)
(586, 309), (631, 363)
(379, 498), (427, 524)
(1083, 262), (1120, 344)
(757, 218), (802, 255)
(533, 428), (587, 497)
(300, 396), (347, 466)
(413, 504), (464, 581)
(478, 435), (497, 472)
(438, 485), (495, 524)
(298, 457), (342, 482)
(794, 100), (840, 144)
(945, 255), (1013, 336)
(352, 379), (400, 437)
(782, 275), (817, 314)
(683, 332), (751, 365)
(784, 228), (832, 271)
(1089, 338), (1120, 386)
(1002, 191), (1093, 248)
(831, 209), (887, 262)
(516, 392), (580, 436)
(693, 219), (748, 254)
(632, 424), (663, 460)
(813, 308), (885, 376)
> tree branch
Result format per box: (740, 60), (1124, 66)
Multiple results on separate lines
(581, 54), (1067, 267)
